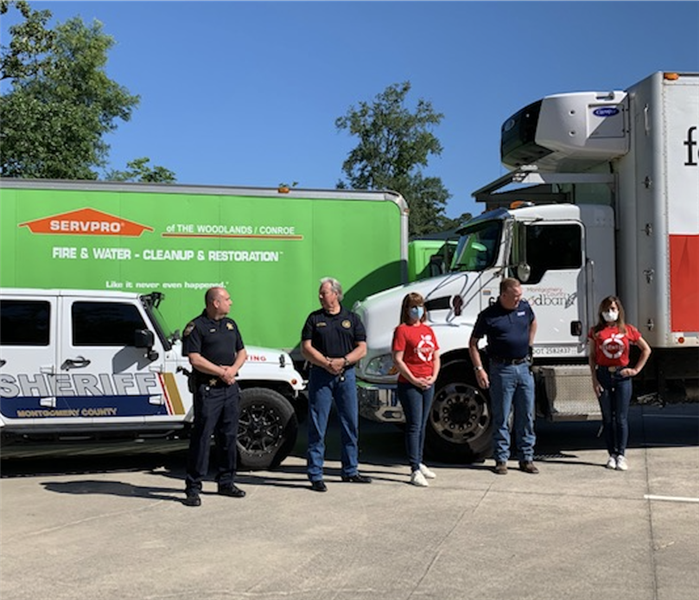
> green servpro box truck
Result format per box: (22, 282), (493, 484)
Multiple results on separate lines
(0, 179), (409, 359)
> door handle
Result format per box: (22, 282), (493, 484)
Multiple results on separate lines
(61, 356), (91, 370)
(570, 321), (583, 336)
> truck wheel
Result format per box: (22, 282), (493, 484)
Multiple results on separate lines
(425, 363), (492, 463)
(237, 388), (298, 471)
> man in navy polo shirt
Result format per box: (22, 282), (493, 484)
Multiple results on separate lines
(468, 278), (539, 475)
(182, 286), (248, 506)
(301, 277), (371, 492)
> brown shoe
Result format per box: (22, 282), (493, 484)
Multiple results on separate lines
(518, 461), (539, 474)
(493, 461), (508, 475)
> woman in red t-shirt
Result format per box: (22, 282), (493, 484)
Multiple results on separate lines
(392, 292), (441, 487)
(588, 296), (651, 471)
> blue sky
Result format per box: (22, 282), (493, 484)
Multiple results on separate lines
(3, 1), (698, 219)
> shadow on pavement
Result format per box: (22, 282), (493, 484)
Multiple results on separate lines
(41, 479), (183, 502)
(3, 404), (697, 481)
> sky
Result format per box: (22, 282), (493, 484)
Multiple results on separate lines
(2, 0), (698, 220)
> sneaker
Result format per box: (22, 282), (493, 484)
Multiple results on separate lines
(419, 463), (437, 479)
(606, 455), (617, 470)
(493, 461), (508, 475)
(616, 455), (629, 471)
(410, 470), (429, 487)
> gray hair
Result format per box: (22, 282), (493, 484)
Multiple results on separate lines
(319, 277), (343, 302)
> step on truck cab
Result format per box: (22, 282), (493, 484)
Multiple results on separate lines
(0, 288), (305, 470)
(354, 71), (699, 463)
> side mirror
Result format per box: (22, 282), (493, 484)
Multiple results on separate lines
(134, 329), (159, 361)
(134, 329), (155, 348)
(517, 263), (531, 283)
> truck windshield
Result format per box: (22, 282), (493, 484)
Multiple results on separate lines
(450, 220), (502, 272)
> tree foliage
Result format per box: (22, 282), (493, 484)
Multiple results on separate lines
(0, 1), (170, 181)
(106, 157), (176, 183)
(336, 82), (466, 236)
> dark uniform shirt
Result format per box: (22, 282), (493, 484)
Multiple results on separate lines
(472, 299), (535, 360)
(183, 310), (245, 386)
(301, 305), (366, 360)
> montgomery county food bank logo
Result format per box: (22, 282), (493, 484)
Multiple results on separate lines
(18, 208), (154, 237)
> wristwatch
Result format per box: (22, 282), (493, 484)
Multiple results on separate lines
(474, 365), (483, 372)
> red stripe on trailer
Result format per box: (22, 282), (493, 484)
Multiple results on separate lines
(669, 234), (699, 332)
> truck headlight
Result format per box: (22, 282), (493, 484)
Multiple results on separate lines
(364, 354), (397, 377)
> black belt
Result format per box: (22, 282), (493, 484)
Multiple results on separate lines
(490, 356), (528, 365)
(599, 365), (625, 373)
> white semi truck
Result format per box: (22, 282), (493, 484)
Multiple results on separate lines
(355, 71), (699, 462)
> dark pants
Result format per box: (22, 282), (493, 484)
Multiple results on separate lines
(596, 367), (632, 457)
(185, 383), (240, 492)
(397, 381), (434, 472)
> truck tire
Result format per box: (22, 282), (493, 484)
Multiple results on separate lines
(237, 387), (298, 471)
(424, 362), (492, 463)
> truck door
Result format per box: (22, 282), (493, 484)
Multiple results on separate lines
(0, 294), (58, 425)
(57, 296), (171, 425)
(517, 221), (587, 359)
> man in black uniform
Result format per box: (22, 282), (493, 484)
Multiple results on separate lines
(301, 277), (371, 492)
(182, 286), (248, 507)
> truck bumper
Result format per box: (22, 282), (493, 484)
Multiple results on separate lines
(357, 380), (405, 423)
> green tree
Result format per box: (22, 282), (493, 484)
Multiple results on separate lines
(0, 0), (140, 179)
(336, 81), (456, 237)
(106, 157), (176, 183)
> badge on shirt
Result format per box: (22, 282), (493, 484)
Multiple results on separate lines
(227, 322), (234, 330)
(183, 321), (195, 337)
(342, 320), (351, 329)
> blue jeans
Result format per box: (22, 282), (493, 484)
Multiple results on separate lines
(596, 367), (632, 457)
(489, 361), (536, 462)
(307, 367), (359, 481)
(397, 382), (434, 472)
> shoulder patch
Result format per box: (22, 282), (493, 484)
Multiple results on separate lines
(226, 322), (235, 330)
(183, 321), (195, 337)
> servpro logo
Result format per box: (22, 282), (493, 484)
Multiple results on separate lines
(19, 208), (154, 237)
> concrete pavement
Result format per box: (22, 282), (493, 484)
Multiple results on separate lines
(1, 404), (698, 600)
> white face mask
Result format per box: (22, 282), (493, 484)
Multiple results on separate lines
(602, 310), (619, 323)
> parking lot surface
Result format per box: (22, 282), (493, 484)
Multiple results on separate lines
(2, 404), (698, 600)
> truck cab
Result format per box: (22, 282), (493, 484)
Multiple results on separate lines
(355, 200), (615, 462)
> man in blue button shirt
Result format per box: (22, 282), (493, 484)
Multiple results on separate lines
(468, 278), (539, 475)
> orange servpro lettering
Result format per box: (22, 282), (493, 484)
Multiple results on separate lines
(19, 208), (154, 237)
